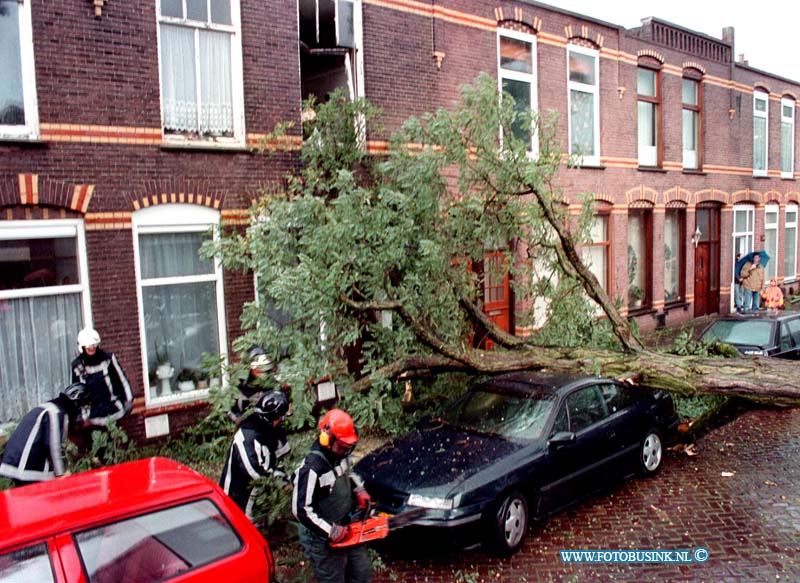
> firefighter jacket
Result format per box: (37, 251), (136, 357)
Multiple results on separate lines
(0, 398), (72, 482)
(292, 442), (365, 540)
(71, 348), (133, 426)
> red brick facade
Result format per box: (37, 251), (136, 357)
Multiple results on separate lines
(2, 0), (799, 438)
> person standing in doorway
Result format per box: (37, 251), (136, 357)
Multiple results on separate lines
(740, 253), (766, 311)
(734, 253), (744, 312)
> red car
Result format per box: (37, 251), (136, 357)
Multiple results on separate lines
(0, 457), (274, 583)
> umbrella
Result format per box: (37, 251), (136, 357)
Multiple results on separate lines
(735, 250), (770, 278)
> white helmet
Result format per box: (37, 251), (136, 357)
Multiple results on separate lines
(77, 327), (101, 349)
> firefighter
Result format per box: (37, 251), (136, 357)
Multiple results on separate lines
(71, 327), (133, 427)
(0, 383), (90, 486)
(292, 409), (373, 583)
(220, 391), (292, 519)
(228, 346), (278, 424)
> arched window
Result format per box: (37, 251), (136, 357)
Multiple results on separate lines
(781, 97), (795, 178)
(753, 89), (769, 176)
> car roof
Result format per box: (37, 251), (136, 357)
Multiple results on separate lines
(478, 371), (603, 395)
(0, 457), (216, 550)
(710, 310), (800, 323)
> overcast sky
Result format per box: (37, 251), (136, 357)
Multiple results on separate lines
(538, 0), (799, 82)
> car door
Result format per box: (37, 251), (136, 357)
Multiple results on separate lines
(598, 382), (647, 469)
(774, 316), (800, 359)
(538, 385), (613, 512)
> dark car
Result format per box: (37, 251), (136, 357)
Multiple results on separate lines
(355, 372), (679, 556)
(699, 311), (800, 358)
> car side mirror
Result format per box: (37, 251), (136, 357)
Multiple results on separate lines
(548, 431), (576, 447)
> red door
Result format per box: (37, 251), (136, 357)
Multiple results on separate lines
(481, 252), (510, 349)
(693, 206), (720, 317)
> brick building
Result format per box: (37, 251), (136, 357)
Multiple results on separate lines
(2, 0), (798, 439)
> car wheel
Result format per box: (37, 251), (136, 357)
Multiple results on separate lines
(639, 429), (663, 476)
(484, 490), (528, 556)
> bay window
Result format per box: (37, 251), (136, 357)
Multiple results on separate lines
(133, 205), (227, 404)
(0, 0), (39, 140)
(627, 209), (652, 309)
(753, 90), (768, 176)
(0, 220), (91, 422)
(568, 45), (600, 165)
(498, 28), (538, 153)
(157, 0), (245, 144)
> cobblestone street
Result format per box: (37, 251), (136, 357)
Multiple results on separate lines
(372, 407), (800, 583)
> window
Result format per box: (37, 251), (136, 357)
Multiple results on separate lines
(498, 28), (538, 152)
(664, 207), (685, 303)
(75, 499), (242, 583)
(786, 204), (798, 280)
(764, 204), (779, 281)
(0, 543), (55, 583)
(565, 386), (607, 432)
(637, 67), (660, 166)
(599, 383), (635, 414)
(627, 209), (651, 309)
(682, 78), (701, 169)
(568, 45), (600, 165)
(133, 205), (227, 403)
(0, 220), (91, 422)
(753, 90), (769, 176)
(781, 97), (795, 177)
(157, 0), (245, 144)
(581, 214), (610, 292)
(0, 0), (39, 139)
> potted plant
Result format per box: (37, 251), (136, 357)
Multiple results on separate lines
(176, 368), (197, 392)
(629, 285), (645, 309)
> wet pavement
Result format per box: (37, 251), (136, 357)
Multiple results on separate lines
(371, 407), (800, 583)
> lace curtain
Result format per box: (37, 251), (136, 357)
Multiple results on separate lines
(160, 24), (233, 135)
(0, 294), (82, 422)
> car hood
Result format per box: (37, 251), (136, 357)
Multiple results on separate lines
(355, 424), (530, 496)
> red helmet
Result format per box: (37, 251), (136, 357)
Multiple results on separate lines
(319, 409), (359, 446)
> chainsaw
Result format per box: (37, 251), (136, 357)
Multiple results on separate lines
(330, 506), (432, 548)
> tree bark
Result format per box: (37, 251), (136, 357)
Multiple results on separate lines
(351, 344), (800, 406)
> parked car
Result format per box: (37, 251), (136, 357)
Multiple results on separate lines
(355, 372), (679, 555)
(699, 311), (800, 358)
(0, 457), (274, 583)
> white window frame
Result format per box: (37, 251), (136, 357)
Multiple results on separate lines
(785, 204), (798, 281)
(567, 44), (600, 166)
(637, 67), (658, 167)
(682, 78), (700, 170)
(731, 204), (755, 311)
(764, 203), (779, 281)
(0, 219), (92, 315)
(155, 0), (246, 148)
(0, 0), (40, 141)
(132, 204), (228, 407)
(497, 28), (538, 155)
(753, 91), (769, 177)
(781, 97), (795, 178)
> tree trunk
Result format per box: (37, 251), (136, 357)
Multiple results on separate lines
(351, 345), (800, 406)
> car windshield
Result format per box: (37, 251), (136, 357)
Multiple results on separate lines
(442, 388), (555, 440)
(702, 319), (776, 348)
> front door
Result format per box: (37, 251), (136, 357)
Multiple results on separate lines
(694, 206), (720, 317)
(481, 252), (510, 349)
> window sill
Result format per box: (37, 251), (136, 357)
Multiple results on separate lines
(780, 176), (796, 181)
(161, 140), (248, 153)
(627, 306), (657, 317)
(574, 164), (606, 170)
(664, 301), (691, 312)
(637, 166), (667, 173)
(752, 174), (771, 179)
(142, 390), (210, 416)
(682, 169), (707, 176)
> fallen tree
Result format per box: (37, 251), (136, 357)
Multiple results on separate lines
(211, 75), (800, 424)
